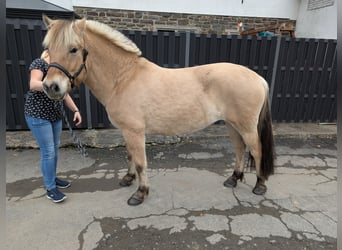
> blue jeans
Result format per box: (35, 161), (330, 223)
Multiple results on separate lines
(25, 115), (62, 190)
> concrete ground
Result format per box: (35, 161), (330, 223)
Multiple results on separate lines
(6, 124), (337, 249)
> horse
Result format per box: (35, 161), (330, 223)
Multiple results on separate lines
(41, 15), (275, 206)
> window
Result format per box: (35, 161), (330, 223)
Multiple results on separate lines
(308, 0), (334, 10)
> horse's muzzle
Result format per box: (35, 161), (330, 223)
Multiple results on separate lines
(42, 82), (66, 100)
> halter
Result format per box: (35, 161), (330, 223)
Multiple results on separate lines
(48, 48), (88, 89)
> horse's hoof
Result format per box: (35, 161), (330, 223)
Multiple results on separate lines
(127, 186), (149, 206)
(119, 179), (132, 187)
(252, 184), (267, 195)
(127, 196), (144, 206)
(224, 176), (237, 188)
(119, 174), (135, 187)
(224, 171), (244, 188)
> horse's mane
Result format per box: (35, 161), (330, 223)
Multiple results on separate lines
(43, 18), (141, 56)
(86, 20), (142, 56)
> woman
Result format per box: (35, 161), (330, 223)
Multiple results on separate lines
(24, 49), (82, 203)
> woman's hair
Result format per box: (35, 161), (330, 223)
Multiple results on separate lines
(40, 49), (49, 60)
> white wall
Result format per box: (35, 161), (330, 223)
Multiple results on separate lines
(47, 0), (300, 19)
(295, 0), (337, 39)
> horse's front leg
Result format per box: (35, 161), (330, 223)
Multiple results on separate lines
(122, 129), (149, 206)
(119, 151), (136, 187)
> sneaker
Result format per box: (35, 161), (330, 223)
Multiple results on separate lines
(46, 188), (67, 203)
(56, 178), (71, 189)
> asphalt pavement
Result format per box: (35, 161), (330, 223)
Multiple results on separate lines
(6, 123), (337, 249)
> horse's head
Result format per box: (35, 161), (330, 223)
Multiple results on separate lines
(42, 15), (88, 100)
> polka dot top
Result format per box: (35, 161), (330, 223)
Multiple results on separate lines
(24, 58), (63, 121)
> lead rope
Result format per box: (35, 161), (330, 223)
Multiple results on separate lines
(62, 108), (88, 157)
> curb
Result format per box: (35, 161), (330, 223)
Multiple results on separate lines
(6, 123), (337, 149)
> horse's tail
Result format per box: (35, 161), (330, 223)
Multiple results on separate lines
(256, 94), (275, 179)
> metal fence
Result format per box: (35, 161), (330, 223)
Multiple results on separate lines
(6, 18), (337, 130)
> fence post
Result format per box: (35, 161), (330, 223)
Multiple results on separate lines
(269, 36), (281, 107)
(184, 31), (191, 67)
(84, 86), (92, 129)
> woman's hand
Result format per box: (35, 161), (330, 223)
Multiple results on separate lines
(73, 111), (82, 126)
(64, 94), (82, 126)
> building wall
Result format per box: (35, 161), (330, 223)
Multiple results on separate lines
(47, 0), (337, 38)
(295, 0), (337, 39)
(74, 7), (295, 35)
(52, 0), (300, 19)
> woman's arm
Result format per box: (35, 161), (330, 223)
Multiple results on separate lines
(29, 69), (45, 91)
(64, 94), (82, 126)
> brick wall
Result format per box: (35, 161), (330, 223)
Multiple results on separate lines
(74, 7), (296, 35)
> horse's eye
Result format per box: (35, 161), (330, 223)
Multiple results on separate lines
(70, 48), (78, 54)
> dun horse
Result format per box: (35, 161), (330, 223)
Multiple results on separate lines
(42, 15), (275, 206)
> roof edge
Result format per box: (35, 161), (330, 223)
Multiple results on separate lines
(6, 8), (79, 19)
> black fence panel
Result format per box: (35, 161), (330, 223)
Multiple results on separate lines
(6, 21), (47, 130)
(5, 19), (91, 130)
(6, 18), (337, 130)
(271, 38), (337, 122)
(188, 35), (278, 84)
(122, 30), (186, 68)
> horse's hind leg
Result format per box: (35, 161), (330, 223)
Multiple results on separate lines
(224, 124), (246, 188)
(122, 129), (149, 206)
(240, 130), (267, 195)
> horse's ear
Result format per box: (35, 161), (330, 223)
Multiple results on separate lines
(42, 14), (55, 29)
(77, 17), (87, 32)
